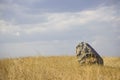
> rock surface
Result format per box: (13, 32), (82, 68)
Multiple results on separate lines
(76, 42), (103, 65)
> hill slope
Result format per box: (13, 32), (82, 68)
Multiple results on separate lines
(0, 56), (120, 80)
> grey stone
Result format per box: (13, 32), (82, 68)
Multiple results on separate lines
(76, 42), (104, 65)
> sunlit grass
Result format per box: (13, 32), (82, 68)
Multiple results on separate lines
(0, 56), (120, 80)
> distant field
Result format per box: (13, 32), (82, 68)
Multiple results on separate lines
(0, 56), (120, 80)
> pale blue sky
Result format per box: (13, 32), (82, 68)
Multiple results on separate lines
(0, 0), (120, 58)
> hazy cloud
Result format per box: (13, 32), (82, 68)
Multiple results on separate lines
(0, 0), (120, 58)
(0, 6), (119, 35)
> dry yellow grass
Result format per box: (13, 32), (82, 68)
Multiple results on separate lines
(0, 56), (120, 80)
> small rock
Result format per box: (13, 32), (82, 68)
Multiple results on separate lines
(76, 42), (103, 65)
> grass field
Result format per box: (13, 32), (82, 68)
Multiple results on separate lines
(0, 56), (120, 80)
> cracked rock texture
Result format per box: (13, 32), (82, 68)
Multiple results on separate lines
(76, 42), (104, 65)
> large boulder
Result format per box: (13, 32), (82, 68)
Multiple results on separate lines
(76, 42), (103, 65)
